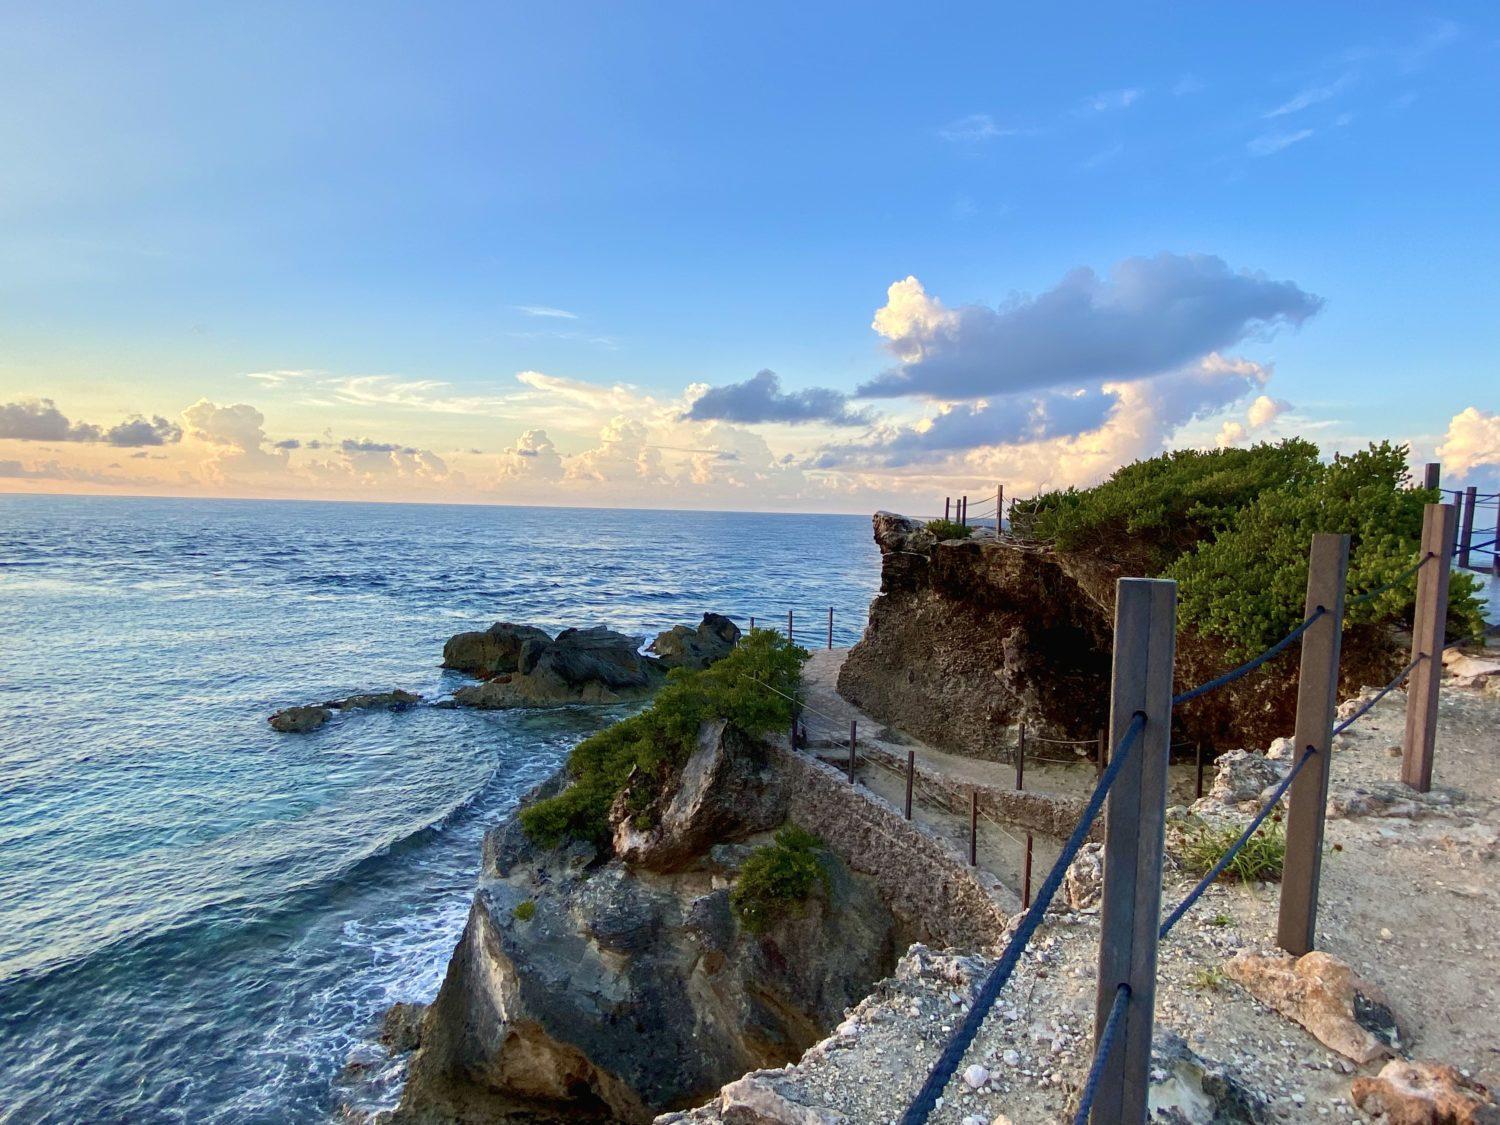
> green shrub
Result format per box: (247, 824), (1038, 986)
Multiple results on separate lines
(1178, 818), (1287, 883)
(512, 900), (536, 922)
(925, 518), (973, 540)
(730, 826), (832, 934)
(520, 629), (810, 848)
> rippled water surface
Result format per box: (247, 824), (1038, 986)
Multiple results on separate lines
(0, 495), (881, 1124)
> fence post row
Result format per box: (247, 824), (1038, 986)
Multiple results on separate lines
(1459, 486), (1477, 570)
(1276, 533), (1350, 957)
(1092, 578), (1177, 1124)
(1403, 502), (1458, 793)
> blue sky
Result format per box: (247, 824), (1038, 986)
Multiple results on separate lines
(1, 2), (1496, 507)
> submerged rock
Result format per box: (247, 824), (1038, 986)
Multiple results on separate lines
(268, 705), (331, 733)
(649, 613), (742, 672)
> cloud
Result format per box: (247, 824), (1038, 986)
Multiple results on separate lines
(180, 399), (289, 479)
(1084, 88), (1142, 112)
(1265, 74), (1355, 118)
(1247, 394), (1289, 428)
(0, 399), (181, 446)
(512, 304), (578, 319)
(499, 428), (565, 482)
(1436, 407), (1500, 477)
(684, 370), (872, 427)
(1216, 420), (1248, 448)
(937, 114), (1023, 143)
(0, 458), (139, 485)
(1247, 129), (1315, 156)
(860, 256), (1320, 401)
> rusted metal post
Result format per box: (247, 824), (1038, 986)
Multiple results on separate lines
(1016, 722), (1026, 791)
(1277, 533), (1350, 957)
(904, 750), (915, 819)
(1097, 727), (1107, 776)
(944, 496), (951, 521)
(789, 712), (797, 751)
(969, 790), (978, 866)
(1423, 462), (1440, 491)
(1023, 833), (1033, 908)
(1195, 741), (1205, 800)
(1093, 577), (1176, 1125)
(997, 484), (1004, 533)
(748, 615), (755, 631)
(1491, 494), (1500, 576)
(787, 609), (794, 645)
(827, 606), (834, 649)
(1459, 486), (1477, 570)
(847, 720), (857, 783)
(1403, 502), (1457, 793)
(961, 494), (968, 526)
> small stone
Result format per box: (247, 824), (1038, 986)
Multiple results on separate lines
(962, 1064), (990, 1090)
(1002, 1049), (1021, 1067)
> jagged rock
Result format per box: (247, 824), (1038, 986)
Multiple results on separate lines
(322, 689), (423, 711)
(1148, 1031), (1267, 1123)
(1351, 1059), (1500, 1125)
(452, 626), (665, 709)
(378, 1001), (426, 1053)
(717, 1074), (845, 1124)
(268, 704), (331, 733)
(611, 720), (787, 872)
(1224, 949), (1403, 1064)
(1442, 650), (1500, 688)
(650, 613), (742, 671)
(1328, 784), (1452, 820)
(1201, 750), (1286, 809)
(1065, 842), (1104, 911)
(441, 621), (553, 677)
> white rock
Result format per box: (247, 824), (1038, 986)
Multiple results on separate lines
(1001, 1049), (1021, 1067)
(962, 1064), (990, 1089)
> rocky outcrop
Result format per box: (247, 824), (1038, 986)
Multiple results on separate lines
(649, 614), (742, 672)
(1224, 949), (1403, 1064)
(397, 725), (902, 1124)
(452, 626), (665, 709)
(1351, 1060), (1500, 1125)
(268, 705), (331, 733)
(442, 621), (552, 677)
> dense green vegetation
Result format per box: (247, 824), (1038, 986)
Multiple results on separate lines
(730, 826), (832, 934)
(1015, 440), (1485, 656)
(512, 900), (535, 921)
(520, 629), (809, 848)
(925, 518), (973, 540)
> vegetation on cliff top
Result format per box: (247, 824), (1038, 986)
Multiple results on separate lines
(730, 826), (832, 934)
(520, 629), (809, 848)
(1015, 440), (1484, 657)
(924, 518), (973, 541)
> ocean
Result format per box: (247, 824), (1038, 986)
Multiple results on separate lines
(0, 495), (882, 1124)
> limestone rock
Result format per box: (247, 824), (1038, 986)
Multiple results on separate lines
(441, 621), (552, 676)
(1148, 1031), (1267, 1123)
(452, 625), (665, 709)
(1202, 750), (1286, 808)
(322, 689), (422, 711)
(611, 720), (786, 872)
(1224, 949), (1403, 1063)
(1065, 842), (1104, 911)
(268, 704), (330, 733)
(718, 1074), (845, 1124)
(1442, 650), (1500, 687)
(378, 1001), (425, 1053)
(650, 613), (742, 671)
(1351, 1059), (1500, 1125)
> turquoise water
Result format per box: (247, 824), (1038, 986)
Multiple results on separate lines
(0, 496), (881, 1123)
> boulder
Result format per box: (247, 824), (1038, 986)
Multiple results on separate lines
(323, 689), (423, 711)
(649, 613), (742, 671)
(441, 621), (552, 676)
(1224, 949), (1403, 1064)
(717, 1074), (845, 1124)
(1065, 842), (1104, 911)
(268, 705), (331, 733)
(611, 720), (787, 872)
(1351, 1060), (1500, 1125)
(1195, 750), (1286, 813)
(452, 626), (666, 709)
(1148, 1031), (1267, 1123)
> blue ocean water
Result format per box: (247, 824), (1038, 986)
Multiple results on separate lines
(0, 495), (882, 1124)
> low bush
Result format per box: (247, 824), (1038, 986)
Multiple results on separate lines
(730, 826), (831, 934)
(512, 900), (536, 922)
(925, 518), (973, 540)
(1178, 818), (1287, 883)
(520, 629), (809, 848)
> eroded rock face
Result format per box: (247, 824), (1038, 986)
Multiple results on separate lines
(1224, 949), (1403, 1064)
(442, 621), (553, 677)
(1148, 1031), (1267, 1123)
(452, 626), (665, 710)
(650, 614), (742, 672)
(1351, 1060), (1500, 1125)
(268, 705), (330, 733)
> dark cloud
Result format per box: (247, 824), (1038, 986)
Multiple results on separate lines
(273, 438), (301, 450)
(684, 370), (872, 426)
(861, 254), (1322, 400)
(340, 439), (418, 455)
(0, 399), (182, 446)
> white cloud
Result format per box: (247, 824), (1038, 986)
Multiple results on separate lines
(1084, 88), (1142, 112)
(1264, 74), (1355, 119)
(512, 305), (578, 319)
(1247, 129), (1315, 157)
(937, 114), (1022, 143)
(180, 400), (289, 479)
(1247, 394), (1290, 428)
(1436, 407), (1500, 477)
(498, 428), (564, 482)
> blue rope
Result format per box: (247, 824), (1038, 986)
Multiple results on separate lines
(1072, 983), (1132, 1125)
(1172, 608), (1326, 707)
(1330, 655), (1423, 736)
(1159, 746), (1314, 939)
(898, 712), (1147, 1125)
(1343, 552), (1433, 608)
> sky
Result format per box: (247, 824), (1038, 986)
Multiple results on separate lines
(1, 2), (1497, 511)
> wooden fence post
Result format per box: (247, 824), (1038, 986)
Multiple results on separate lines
(1491, 494), (1500, 577)
(968, 791), (978, 866)
(961, 495), (968, 527)
(945, 496), (951, 521)
(1459, 487), (1477, 570)
(1015, 722), (1026, 791)
(1096, 727), (1107, 776)
(847, 720), (857, 783)
(748, 615), (755, 632)
(1276, 533), (1351, 957)
(904, 750), (915, 820)
(997, 484), (1004, 533)
(1423, 462), (1440, 491)
(828, 606), (834, 649)
(1023, 833), (1033, 908)
(1195, 742), (1205, 800)
(1092, 577), (1176, 1125)
(1403, 502), (1457, 792)
(787, 609), (794, 645)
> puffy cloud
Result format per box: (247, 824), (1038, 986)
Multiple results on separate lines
(1216, 421), (1248, 447)
(0, 458), (140, 485)
(684, 370), (872, 427)
(180, 399), (289, 479)
(566, 416), (665, 484)
(860, 256), (1320, 400)
(0, 399), (181, 446)
(498, 428), (564, 482)
(1436, 407), (1500, 477)
(1247, 394), (1290, 428)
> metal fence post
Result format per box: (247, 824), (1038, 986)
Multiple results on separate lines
(1459, 486), (1477, 570)
(997, 484), (1004, 533)
(828, 606), (834, 649)
(1276, 533), (1350, 957)
(961, 495), (968, 527)
(1022, 833), (1033, 908)
(787, 609), (794, 645)
(1194, 741), (1205, 800)
(904, 750), (915, 820)
(749, 615), (755, 632)
(847, 720), (857, 783)
(944, 496), (951, 521)
(968, 791), (978, 866)
(1491, 494), (1500, 577)
(1403, 502), (1457, 792)
(1097, 727), (1107, 777)
(1093, 577), (1176, 1125)
(1015, 722), (1026, 791)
